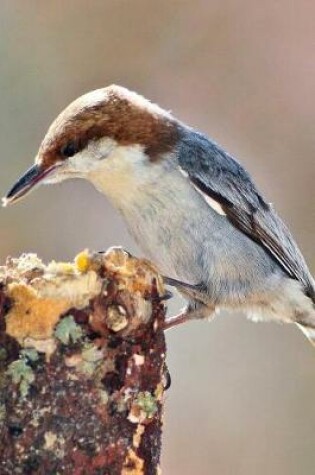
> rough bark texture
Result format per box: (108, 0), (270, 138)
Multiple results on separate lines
(0, 248), (168, 475)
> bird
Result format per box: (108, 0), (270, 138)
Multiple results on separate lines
(3, 85), (315, 343)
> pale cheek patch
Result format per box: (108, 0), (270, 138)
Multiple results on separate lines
(88, 144), (148, 203)
(178, 167), (226, 216)
(67, 137), (117, 174)
(86, 137), (117, 161)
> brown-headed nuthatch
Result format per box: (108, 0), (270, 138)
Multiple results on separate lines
(3, 86), (315, 343)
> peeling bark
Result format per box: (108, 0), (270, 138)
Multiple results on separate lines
(0, 248), (168, 475)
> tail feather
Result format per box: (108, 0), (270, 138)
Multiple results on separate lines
(296, 323), (315, 347)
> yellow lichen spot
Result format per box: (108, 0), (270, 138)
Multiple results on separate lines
(98, 389), (109, 405)
(154, 383), (164, 401)
(0, 404), (6, 422)
(44, 431), (57, 451)
(132, 424), (145, 449)
(122, 448), (144, 475)
(6, 283), (70, 343)
(75, 250), (91, 273)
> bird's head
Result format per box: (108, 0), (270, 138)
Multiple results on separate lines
(3, 85), (180, 207)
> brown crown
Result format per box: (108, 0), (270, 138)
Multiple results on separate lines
(38, 85), (181, 168)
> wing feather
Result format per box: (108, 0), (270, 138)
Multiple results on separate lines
(178, 131), (315, 301)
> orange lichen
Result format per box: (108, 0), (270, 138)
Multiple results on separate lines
(6, 283), (71, 343)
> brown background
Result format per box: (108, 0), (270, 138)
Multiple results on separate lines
(0, 1), (314, 474)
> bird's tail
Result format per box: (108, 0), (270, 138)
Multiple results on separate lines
(295, 286), (315, 346)
(296, 323), (315, 347)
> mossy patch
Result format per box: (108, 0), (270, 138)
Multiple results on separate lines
(135, 391), (158, 419)
(54, 316), (83, 345)
(76, 343), (104, 376)
(6, 358), (35, 398)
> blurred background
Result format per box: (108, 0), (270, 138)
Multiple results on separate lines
(0, 1), (314, 473)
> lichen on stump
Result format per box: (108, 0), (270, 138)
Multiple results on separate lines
(0, 248), (168, 475)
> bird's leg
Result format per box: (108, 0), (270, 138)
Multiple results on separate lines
(163, 303), (214, 330)
(163, 276), (210, 305)
(162, 276), (214, 329)
(163, 310), (191, 329)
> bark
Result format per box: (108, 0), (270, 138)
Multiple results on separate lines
(0, 248), (168, 475)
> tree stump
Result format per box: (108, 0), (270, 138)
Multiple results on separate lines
(0, 248), (168, 475)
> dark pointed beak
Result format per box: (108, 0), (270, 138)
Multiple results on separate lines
(2, 163), (59, 206)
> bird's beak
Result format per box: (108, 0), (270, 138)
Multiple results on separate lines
(2, 162), (60, 206)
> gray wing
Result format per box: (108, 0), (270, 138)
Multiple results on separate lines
(178, 131), (315, 301)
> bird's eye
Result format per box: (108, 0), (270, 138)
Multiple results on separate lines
(60, 142), (79, 158)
